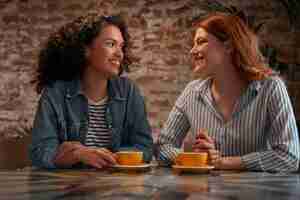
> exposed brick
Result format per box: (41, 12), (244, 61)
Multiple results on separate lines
(2, 15), (19, 24)
(164, 56), (180, 66)
(143, 44), (161, 51)
(0, 0), (299, 140)
(63, 3), (83, 11)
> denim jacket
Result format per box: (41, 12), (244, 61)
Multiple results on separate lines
(30, 77), (153, 169)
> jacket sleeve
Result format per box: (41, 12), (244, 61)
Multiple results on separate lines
(121, 83), (153, 163)
(241, 78), (300, 172)
(29, 91), (59, 169)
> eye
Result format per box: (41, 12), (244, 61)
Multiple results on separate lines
(196, 39), (206, 46)
(104, 41), (115, 47)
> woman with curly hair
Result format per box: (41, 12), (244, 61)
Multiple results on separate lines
(157, 12), (299, 172)
(30, 13), (153, 169)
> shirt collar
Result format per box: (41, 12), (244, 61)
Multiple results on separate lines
(194, 77), (263, 98)
(194, 78), (213, 95)
(248, 80), (262, 93)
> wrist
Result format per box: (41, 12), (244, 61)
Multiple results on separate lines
(220, 156), (244, 170)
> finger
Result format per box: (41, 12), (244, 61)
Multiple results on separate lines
(208, 149), (219, 155)
(195, 138), (215, 149)
(95, 150), (117, 165)
(111, 153), (118, 159)
(196, 129), (214, 144)
(95, 157), (108, 167)
(100, 148), (113, 155)
(193, 141), (215, 149)
(196, 128), (208, 138)
(84, 155), (105, 169)
(192, 148), (208, 153)
(100, 148), (117, 161)
(92, 161), (104, 169)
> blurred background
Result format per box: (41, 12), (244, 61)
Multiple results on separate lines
(0, 0), (299, 169)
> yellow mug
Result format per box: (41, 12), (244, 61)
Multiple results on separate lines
(116, 151), (143, 165)
(175, 152), (208, 167)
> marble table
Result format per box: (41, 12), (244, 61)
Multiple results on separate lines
(0, 167), (299, 200)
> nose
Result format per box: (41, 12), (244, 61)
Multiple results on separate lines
(114, 46), (124, 60)
(190, 45), (197, 56)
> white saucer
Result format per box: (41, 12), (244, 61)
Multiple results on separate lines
(112, 164), (152, 170)
(172, 165), (214, 173)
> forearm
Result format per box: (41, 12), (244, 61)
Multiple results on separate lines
(241, 149), (299, 172)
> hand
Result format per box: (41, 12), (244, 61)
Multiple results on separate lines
(55, 141), (83, 155)
(208, 149), (222, 168)
(192, 129), (215, 152)
(74, 147), (117, 169)
(54, 141), (86, 167)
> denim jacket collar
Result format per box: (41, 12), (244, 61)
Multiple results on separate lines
(65, 77), (126, 101)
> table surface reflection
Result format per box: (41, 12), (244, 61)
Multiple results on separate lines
(0, 167), (300, 200)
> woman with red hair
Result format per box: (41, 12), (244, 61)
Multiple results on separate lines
(157, 12), (299, 172)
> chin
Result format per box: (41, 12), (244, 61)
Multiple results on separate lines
(192, 65), (206, 74)
(106, 69), (120, 79)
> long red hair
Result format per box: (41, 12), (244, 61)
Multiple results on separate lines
(194, 12), (274, 81)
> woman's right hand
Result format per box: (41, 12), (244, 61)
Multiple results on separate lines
(74, 147), (117, 169)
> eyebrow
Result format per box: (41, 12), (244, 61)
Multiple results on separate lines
(104, 38), (125, 45)
(194, 37), (207, 43)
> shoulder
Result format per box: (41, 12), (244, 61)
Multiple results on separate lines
(175, 78), (210, 107)
(255, 76), (291, 104)
(258, 76), (287, 93)
(40, 80), (70, 102)
(180, 78), (210, 97)
(109, 76), (142, 98)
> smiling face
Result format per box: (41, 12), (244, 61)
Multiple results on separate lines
(85, 25), (124, 79)
(190, 27), (229, 76)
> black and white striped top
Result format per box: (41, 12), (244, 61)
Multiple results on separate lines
(85, 96), (111, 148)
(157, 77), (300, 172)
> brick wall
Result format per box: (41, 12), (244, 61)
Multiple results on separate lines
(0, 0), (299, 139)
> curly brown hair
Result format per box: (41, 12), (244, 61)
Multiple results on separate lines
(33, 13), (132, 94)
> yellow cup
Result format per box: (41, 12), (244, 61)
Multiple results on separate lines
(116, 151), (143, 165)
(175, 152), (208, 167)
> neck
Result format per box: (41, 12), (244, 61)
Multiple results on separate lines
(212, 63), (247, 98)
(82, 68), (108, 102)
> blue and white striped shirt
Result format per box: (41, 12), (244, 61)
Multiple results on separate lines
(85, 97), (112, 148)
(157, 77), (299, 172)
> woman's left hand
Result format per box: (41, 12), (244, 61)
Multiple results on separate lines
(208, 149), (222, 168)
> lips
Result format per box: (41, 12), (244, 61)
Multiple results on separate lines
(109, 59), (121, 66)
(192, 53), (204, 65)
(191, 53), (205, 73)
(194, 53), (204, 60)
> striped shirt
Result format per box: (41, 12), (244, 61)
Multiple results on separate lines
(157, 77), (300, 172)
(85, 96), (112, 148)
